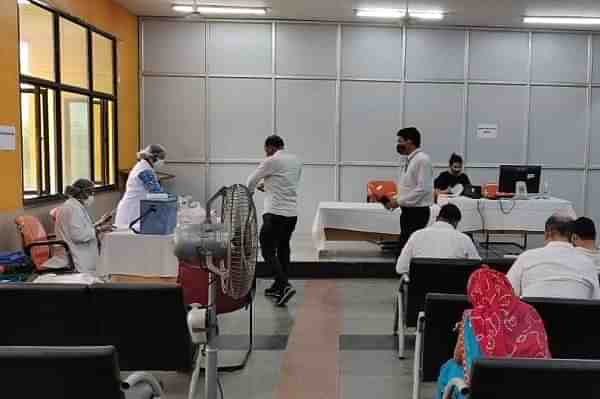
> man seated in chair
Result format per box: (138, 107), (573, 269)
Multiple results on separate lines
(507, 214), (600, 299)
(43, 179), (113, 274)
(396, 204), (480, 275)
(571, 217), (600, 271)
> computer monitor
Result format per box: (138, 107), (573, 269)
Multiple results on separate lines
(498, 165), (542, 194)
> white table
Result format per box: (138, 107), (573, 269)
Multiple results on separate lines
(312, 197), (576, 251)
(98, 229), (178, 277)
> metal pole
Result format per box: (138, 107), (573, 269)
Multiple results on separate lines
(204, 262), (219, 399)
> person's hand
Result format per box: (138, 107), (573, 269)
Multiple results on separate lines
(384, 198), (400, 210)
(257, 182), (265, 192)
(96, 224), (116, 233)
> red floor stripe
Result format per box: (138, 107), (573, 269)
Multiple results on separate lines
(275, 280), (341, 399)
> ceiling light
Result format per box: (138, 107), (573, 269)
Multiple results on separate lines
(355, 8), (406, 18)
(17, 0), (30, 5)
(523, 16), (600, 25)
(410, 11), (444, 20)
(195, 6), (268, 15)
(172, 4), (195, 13)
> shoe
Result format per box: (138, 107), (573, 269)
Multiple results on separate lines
(264, 283), (281, 297)
(276, 286), (296, 307)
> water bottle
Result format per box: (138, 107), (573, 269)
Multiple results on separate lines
(542, 179), (550, 198)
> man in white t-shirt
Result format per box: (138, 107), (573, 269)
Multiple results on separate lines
(507, 214), (600, 299)
(396, 204), (480, 275)
(571, 217), (600, 271)
(247, 135), (302, 307)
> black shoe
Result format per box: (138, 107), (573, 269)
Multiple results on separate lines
(276, 286), (296, 307)
(264, 283), (281, 297)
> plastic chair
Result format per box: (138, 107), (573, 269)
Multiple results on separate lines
(367, 180), (397, 202)
(15, 215), (74, 272)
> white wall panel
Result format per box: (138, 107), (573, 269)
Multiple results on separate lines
(541, 169), (585, 216)
(593, 35), (600, 83)
(590, 88), (600, 166)
(208, 78), (272, 160)
(469, 31), (529, 82)
(276, 80), (336, 162)
(341, 26), (402, 79)
(159, 163), (206, 202)
(467, 85), (528, 164)
(586, 171), (600, 225)
(406, 29), (465, 81)
(529, 86), (587, 167)
(295, 166), (336, 231)
(340, 81), (401, 162)
(276, 23), (337, 76)
(143, 76), (206, 161)
(404, 84), (464, 164)
(142, 20), (205, 74)
(464, 168), (499, 186)
(532, 33), (588, 83)
(207, 22), (271, 75)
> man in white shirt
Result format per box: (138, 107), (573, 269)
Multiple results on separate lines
(384, 127), (434, 251)
(507, 214), (600, 299)
(247, 135), (302, 306)
(396, 204), (480, 275)
(571, 217), (600, 271)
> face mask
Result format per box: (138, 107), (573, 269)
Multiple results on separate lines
(396, 144), (405, 155)
(154, 159), (165, 168)
(84, 195), (94, 207)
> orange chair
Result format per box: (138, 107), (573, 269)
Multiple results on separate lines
(15, 215), (74, 273)
(367, 180), (397, 202)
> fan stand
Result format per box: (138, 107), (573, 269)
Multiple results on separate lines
(189, 262), (219, 399)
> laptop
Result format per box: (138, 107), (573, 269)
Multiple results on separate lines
(462, 185), (482, 199)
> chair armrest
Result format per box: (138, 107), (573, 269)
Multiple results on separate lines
(443, 377), (469, 399)
(25, 240), (75, 270)
(399, 273), (410, 292)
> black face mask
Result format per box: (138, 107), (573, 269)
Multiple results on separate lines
(396, 144), (404, 154)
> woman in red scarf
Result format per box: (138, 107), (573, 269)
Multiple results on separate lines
(435, 267), (551, 399)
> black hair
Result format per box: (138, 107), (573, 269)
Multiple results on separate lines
(572, 217), (596, 241)
(397, 127), (421, 148)
(65, 178), (94, 199)
(438, 204), (462, 225)
(265, 135), (285, 149)
(545, 214), (574, 239)
(449, 153), (463, 165)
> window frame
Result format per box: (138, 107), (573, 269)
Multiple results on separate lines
(18, 0), (118, 205)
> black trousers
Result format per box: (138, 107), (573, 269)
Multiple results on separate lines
(259, 213), (298, 288)
(399, 206), (431, 250)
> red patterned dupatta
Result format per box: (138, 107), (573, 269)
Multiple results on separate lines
(466, 267), (551, 359)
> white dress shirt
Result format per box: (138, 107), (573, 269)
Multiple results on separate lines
(576, 246), (600, 272)
(43, 198), (99, 274)
(396, 221), (481, 274)
(246, 150), (303, 217)
(396, 149), (434, 207)
(507, 241), (600, 299)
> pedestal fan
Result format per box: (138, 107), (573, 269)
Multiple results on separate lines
(174, 184), (258, 399)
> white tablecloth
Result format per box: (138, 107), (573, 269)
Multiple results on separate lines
(312, 197), (576, 251)
(98, 230), (178, 277)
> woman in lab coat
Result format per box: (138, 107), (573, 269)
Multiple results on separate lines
(43, 178), (110, 274)
(115, 144), (167, 229)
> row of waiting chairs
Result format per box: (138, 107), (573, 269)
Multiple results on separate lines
(399, 258), (600, 399)
(393, 258), (515, 358)
(413, 293), (600, 399)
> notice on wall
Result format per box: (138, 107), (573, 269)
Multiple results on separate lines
(0, 125), (16, 150)
(477, 124), (498, 139)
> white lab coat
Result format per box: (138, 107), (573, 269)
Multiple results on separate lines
(43, 197), (98, 273)
(115, 160), (160, 229)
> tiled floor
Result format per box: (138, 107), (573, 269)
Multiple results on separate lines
(130, 278), (438, 399)
(127, 234), (531, 399)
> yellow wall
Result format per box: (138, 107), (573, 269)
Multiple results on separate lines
(0, 0), (139, 212)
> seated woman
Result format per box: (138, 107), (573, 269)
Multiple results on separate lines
(435, 154), (471, 196)
(43, 179), (112, 275)
(435, 267), (550, 399)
